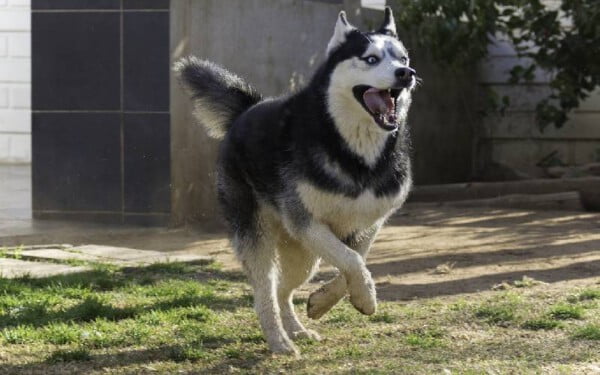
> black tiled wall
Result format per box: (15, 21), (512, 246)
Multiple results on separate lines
(123, 12), (170, 111)
(32, 1), (171, 225)
(33, 0), (121, 9)
(32, 12), (121, 110)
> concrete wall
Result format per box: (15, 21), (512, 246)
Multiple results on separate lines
(170, 0), (479, 226)
(478, 0), (600, 178)
(0, 0), (30, 163)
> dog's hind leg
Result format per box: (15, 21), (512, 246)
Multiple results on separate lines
(276, 235), (321, 341)
(235, 231), (299, 356)
(307, 222), (382, 320)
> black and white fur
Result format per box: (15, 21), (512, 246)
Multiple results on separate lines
(175, 8), (416, 356)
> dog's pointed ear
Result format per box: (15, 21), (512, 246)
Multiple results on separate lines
(326, 11), (357, 56)
(378, 7), (397, 37)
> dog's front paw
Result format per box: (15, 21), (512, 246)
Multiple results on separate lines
(348, 276), (377, 315)
(269, 338), (300, 357)
(289, 328), (322, 342)
(307, 287), (345, 320)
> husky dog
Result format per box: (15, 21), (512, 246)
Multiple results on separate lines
(175, 7), (416, 355)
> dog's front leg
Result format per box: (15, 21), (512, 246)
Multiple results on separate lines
(298, 222), (377, 316)
(307, 222), (382, 319)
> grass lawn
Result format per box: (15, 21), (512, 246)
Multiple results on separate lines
(0, 259), (599, 374)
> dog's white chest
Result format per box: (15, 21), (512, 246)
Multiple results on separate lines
(296, 181), (408, 237)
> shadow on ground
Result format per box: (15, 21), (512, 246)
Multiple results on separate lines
(364, 206), (600, 300)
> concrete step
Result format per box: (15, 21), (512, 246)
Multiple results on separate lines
(72, 245), (213, 265)
(0, 258), (90, 278)
(0, 245), (213, 279)
(20, 248), (104, 263)
(16, 245), (212, 265)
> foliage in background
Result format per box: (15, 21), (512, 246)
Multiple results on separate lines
(393, 0), (600, 130)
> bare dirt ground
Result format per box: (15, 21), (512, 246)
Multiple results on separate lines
(10, 204), (599, 300)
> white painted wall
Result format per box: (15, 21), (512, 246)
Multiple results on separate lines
(0, 0), (30, 164)
(361, 0), (386, 10)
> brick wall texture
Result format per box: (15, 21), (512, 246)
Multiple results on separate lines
(0, 0), (30, 163)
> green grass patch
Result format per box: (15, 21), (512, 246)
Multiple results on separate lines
(47, 348), (91, 363)
(42, 322), (81, 344)
(1, 324), (36, 344)
(0, 258), (261, 372)
(572, 324), (600, 340)
(0, 245), (24, 260)
(549, 304), (584, 320)
(168, 343), (209, 362)
(512, 276), (542, 288)
(405, 327), (445, 348)
(577, 289), (600, 301)
(324, 306), (358, 324)
(474, 304), (516, 325)
(62, 258), (92, 267)
(369, 310), (396, 323)
(521, 318), (561, 331)
(334, 343), (364, 358)
(474, 293), (523, 326)
(143, 261), (198, 274)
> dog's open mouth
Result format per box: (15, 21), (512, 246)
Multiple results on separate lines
(353, 85), (401, 131)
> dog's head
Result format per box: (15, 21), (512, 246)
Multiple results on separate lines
(326, 7), (416, 132)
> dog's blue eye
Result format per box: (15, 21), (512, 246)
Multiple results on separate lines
(365, 56), (380, 65)
(399, 57), (408, 65)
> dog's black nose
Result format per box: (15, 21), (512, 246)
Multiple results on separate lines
(395, 67), (416, 78)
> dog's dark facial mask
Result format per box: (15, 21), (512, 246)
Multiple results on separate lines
(326, 8), (416, 132)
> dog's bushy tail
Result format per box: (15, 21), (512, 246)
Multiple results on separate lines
(174, 57), (262, 140)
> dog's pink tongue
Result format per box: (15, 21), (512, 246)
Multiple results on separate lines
(363, 88), (393, 114)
